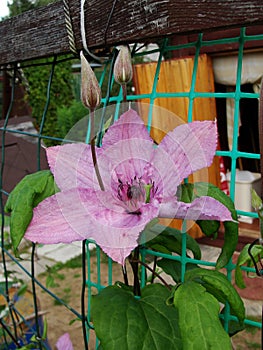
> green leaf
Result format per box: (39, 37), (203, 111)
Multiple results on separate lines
(173, 281), (232, 349)
(0, 304), (6, 312)
(157, 259), (199, 283)
(196, 220), (220, 238)
(235, 243), (263, 288)
(19, 345), (37, 350)
(17, 283), (28, 297)
(216, 221), (238, 269)
(144, 223), (201, 260)
(193, 183), (238, 269)
(5, 170), (59, 255)
(91, 283), (182, 350)
(46, 274), (56, 289)
(177, 182), (238, 268)
(69, 317), (81, 326)
(185, 268), (245, 323)
(176, 183), (195, 203)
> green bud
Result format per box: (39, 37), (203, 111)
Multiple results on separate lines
(80, 51), (101, 110)
(113, 46), (133, 85)
(251, 188), (263, 211)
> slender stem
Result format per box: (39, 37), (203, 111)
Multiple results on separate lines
(129, 247), (141, 296)
(31, 243), (43, 349)
(248, 239), (263, 276)
(122, 263), (129, 286)
(81, 240), (89, 350)
(0, 318), (21, 348)
(12, 309), (24, 342)
(122, 84), (127, 103)
(150, 256), (158, 284)
(135, 259), (172, 291)
(2, 326), (8, 348)
(90, 109), (105, 191)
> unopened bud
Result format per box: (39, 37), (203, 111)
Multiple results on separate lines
(80, 51), (101, 110)
(113, 46), (133, 85)
(251, 188), (263, 212)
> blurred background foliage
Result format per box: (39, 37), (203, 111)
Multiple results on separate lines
(4, 0), (133, 145)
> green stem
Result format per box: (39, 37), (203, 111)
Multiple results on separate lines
(122, 84), (127, 103)
(150, 256), (158, 284)
(122, 263), (129, 286)
(136, 259), (172, 291)
(31, 243), (43, 350)
(129, 247), (141, 296)
(81, 240), (89, 350)
(90, 109), (105, 191)
(0, 318), (21, 348)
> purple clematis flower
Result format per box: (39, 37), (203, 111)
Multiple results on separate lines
(56, 333), (74, 350)
(25, 109), (233, 265)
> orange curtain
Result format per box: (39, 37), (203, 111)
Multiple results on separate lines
(133, 54), (220, 238)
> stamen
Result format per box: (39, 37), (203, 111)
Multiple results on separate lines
(127, 185), (133, 199)
(117, 177), (155, 215)
(128, 210), (142, 216)
(144, 184), (153, 204)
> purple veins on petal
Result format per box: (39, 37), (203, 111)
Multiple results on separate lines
(56, 333), (74, 350)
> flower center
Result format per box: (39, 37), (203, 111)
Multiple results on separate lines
(117, 177), (156, 214)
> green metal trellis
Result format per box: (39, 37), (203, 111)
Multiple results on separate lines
(85, 28), (262, 346)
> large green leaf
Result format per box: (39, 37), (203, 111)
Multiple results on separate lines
(173, 281), (232, 349)
(235, 243), (263, 288)
(5, 170), (59, 255)
(91, 283), (182, 350)
(216, 220), (238, 269)
(144, 224), (201, 260)
(177, 182), (238, 268)
(185, 268), (245, 323)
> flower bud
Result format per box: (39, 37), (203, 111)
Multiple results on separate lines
(80, 51), (101, 110)
(251, 188), (263, 211)
(113, 46), (133, 85)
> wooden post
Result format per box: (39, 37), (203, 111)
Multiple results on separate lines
(1, 0), (263, 65)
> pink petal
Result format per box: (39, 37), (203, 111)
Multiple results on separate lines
(159, 196), (233, 222)
(25, 191), (87, 244)
(56, 333), (74, 350)
(47, 143), (103, 191)
(151, 146), (182, 198)
(102, 109), (152, 148)
(76, 190), (160, 265)
(25, 188), (159, 265)
(159, 121), (217, 183)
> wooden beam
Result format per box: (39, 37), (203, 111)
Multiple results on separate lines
(0, 1), (68, 65)
(1, 0), (263, 65)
